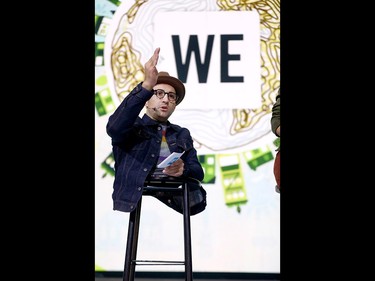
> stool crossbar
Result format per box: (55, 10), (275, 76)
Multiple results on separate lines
(123, 177), (199, 281)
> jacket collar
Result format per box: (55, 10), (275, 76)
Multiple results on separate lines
(142, 113), (170, 126)
(141, 114), (180, 132)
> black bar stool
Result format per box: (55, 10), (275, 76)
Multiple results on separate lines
(123, 176), (201, 281)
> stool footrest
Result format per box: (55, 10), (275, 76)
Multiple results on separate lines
(143, 186), (183, 196)
(133, 260), (185, 265)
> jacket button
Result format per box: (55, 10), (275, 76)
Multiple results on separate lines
(143, 168), (147, 172)
(151, 154), (155, 157)
(138, 187), (141, 191)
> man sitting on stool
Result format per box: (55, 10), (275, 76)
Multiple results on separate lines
(106, 47), (207, 215)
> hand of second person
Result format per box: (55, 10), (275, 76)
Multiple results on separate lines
(142, 47), (160, 91)
(163, 158), (184, 177)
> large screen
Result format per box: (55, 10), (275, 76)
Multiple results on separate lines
(95, 0), (280, 273)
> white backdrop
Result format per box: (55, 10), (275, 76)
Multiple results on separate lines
(95, 0), (280, 273)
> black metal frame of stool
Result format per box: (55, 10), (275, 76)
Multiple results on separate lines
(123, 176), (201, 281)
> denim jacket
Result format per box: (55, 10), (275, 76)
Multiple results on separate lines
(106, 82), (206, 215)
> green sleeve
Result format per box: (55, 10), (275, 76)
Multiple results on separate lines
(271, 94), (280, 136)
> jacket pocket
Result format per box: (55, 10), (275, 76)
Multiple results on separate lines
(175, 138), (193, 152)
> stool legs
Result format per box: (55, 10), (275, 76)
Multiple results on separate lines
(123, 197), (142, 281)
(183, 182), (193, 281)
(123, 181), (194, 281)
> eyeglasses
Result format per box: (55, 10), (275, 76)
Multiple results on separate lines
(152, 89), (178, 103)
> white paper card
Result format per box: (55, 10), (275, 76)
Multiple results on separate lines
(157, 151), (185, 168)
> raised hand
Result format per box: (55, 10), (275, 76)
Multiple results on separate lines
(142, 47), (160, 91)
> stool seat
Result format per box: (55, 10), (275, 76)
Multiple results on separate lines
(123, 176), (200, 281)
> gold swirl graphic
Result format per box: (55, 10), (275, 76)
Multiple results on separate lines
(111, 34), (144, 99)
(127, 0), (148, 24)
(216, 0), (280, 134)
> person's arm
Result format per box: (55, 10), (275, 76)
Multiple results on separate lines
(163, 129), (204, 181)
(106, 48), (161, 144)
(106, 83), (152, 144)
(271, 94), (280, 137)
(181, 147), (205, 181)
